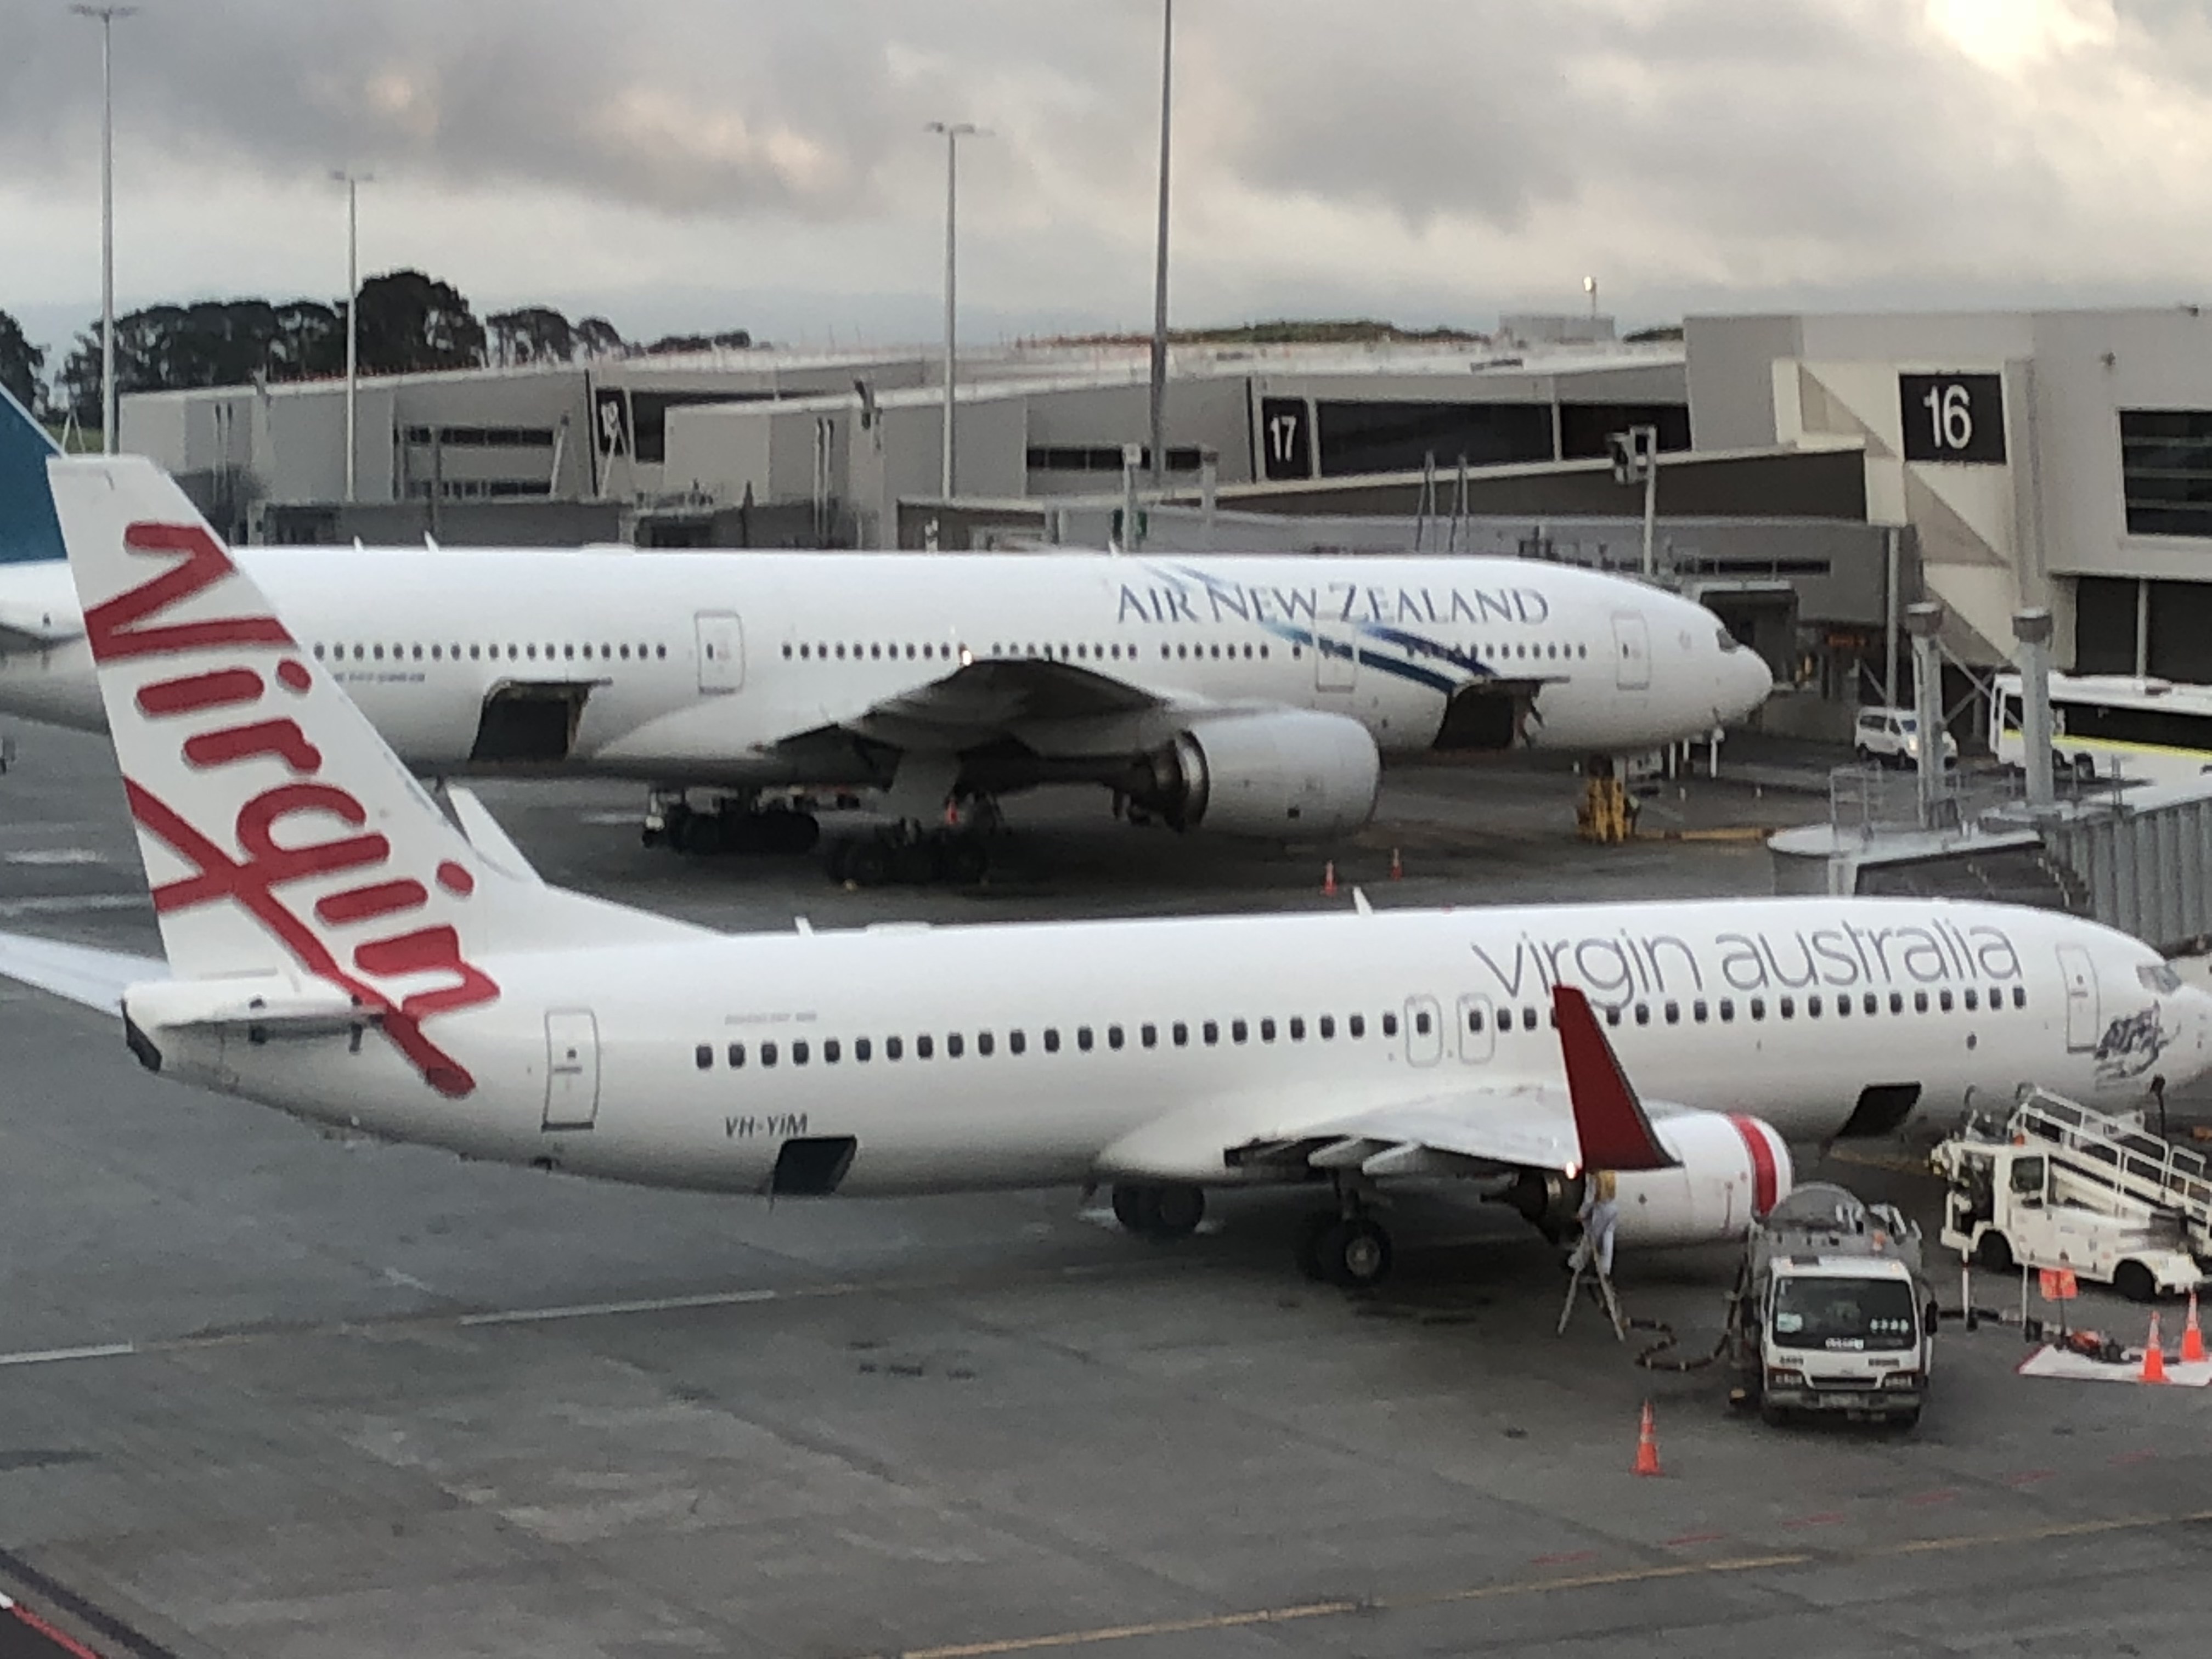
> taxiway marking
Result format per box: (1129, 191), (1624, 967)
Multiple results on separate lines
(887, 1510), (2212, 1658)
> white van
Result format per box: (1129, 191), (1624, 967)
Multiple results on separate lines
(1854, 707), (1957, 769)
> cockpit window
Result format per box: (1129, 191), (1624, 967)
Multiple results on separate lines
(2140, 963), (2185, 995)
(1715, 627), (1741, 653)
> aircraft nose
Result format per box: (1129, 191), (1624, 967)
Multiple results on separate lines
(1720, 639), (1774, 723)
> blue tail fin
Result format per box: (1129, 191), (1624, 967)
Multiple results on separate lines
(0, 383), (65, 565)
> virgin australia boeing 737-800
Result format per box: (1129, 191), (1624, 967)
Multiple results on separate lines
(0, 455), (2199, 1290)
(0, 390), (1770, 879)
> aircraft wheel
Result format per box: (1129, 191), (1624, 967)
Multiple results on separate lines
(822, 838), (853, 883)
(1111, 1183), (1155, 1233)
(1976, 1230), (2015, 1274)
(1320, 1217), (1394, 1290)
(772, 810), (821, 854)
(1293, 1211), (1338, 1281)
(674, 812), (723, 854)
(891, 839), (940, 885)
(1145, 1184), (1204, 1240)
(941, 833), (990, 887)
(844, 837), (893, 887)
(720, 813), (767, 855)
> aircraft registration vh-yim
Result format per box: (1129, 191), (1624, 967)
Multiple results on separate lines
(0, 388), (1771, 884)
(0, 454), (2205, 1289)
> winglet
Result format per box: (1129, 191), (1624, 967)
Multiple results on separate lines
(1552, 985), (1678, 1173)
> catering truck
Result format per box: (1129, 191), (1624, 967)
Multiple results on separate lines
(1728, 1183), (1937, 1427)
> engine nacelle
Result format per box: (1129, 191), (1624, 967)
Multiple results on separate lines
(1504, 1111), (1792, 1248)
(1128, 710), (1380, 838)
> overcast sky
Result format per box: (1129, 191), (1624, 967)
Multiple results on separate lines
(3, 0), (2210, 359)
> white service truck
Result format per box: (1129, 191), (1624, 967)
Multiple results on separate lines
(1728, 1182), (1938, 1427)
(1932, 1089), (2209, 1302)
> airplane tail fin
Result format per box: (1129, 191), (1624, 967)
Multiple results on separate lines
(1551, 985), (1679, 1172)
(0, 383), (66, 567)
(44, 456), (699, 1086)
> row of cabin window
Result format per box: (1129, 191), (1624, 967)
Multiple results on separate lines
(694, 1009), (1402, 1072)
(1462, 982), (2030, 1036)
(313, 641), (669, 664)
(777, 640), (1590, 667)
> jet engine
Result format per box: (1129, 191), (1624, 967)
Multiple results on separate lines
(1123, 709), (1380, 838)
(1503, 1111), (1792, 1248)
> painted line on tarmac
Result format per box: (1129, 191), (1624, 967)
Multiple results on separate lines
(0, 1344), (136, 1369)
(0, 895), (148, 918)
(885, 1510), (2212, 1659)
(457, 1286), (785, 1326)
(0, 1256), (1187, 1369)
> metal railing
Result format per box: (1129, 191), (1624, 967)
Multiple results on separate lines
(1826, 763), (2129, 842)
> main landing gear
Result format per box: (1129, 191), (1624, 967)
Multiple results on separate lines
(828, 822), (992, 888)
(1110, 1182), (1206, 1240)
(1108, 1181), (1396, 1288)
(829, 796), (1005, 889)
(1294, 1187), (1395, 1289)
(644, 791), (821, 856)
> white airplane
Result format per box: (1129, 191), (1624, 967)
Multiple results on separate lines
(0, 391), (1771, 881)
(0, 454), (2203, 1289)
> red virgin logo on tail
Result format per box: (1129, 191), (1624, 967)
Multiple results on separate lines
(100, 521), (498, 1097)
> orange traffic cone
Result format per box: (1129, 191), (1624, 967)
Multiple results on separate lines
(1322, 861), (1338, 898)
(2140, 1313), (2169, 1385)
(1389, 847), (1403, 880)
(2184, 1293), (2207, 1365)
(1633, 1401), (1662, 1476)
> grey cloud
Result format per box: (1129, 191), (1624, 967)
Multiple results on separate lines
(7, 1), (2212, 321)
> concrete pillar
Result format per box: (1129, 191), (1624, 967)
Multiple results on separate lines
(2015, 606), (2056, 811)
(1905, 601), (1945, 827)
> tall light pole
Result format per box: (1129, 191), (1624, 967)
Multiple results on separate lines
(331, 169), (373, 503)
(925, 120), (978, 499)
(1146, 0), (1174, 488)
(72, 3), (137, 454)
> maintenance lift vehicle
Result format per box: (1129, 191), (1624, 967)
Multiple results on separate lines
(1932, 1088), (2210, 1303)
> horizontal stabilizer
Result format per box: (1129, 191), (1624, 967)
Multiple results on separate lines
(126, 975), (380, 1040)
(0, 930), (167, 1013)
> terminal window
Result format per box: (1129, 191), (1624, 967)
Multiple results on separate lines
(2120, 409), (2212, 538)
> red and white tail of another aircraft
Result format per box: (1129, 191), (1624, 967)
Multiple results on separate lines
(3, 454), (2208, 1289)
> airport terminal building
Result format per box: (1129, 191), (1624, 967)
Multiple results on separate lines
(117, 306), (2212, 735)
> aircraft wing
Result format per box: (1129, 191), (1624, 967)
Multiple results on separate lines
(841, 656), (1178, 751)
(0, 931), (166, 1014)
(1099, 987), (1684, 1184)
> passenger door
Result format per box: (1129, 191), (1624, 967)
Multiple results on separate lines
(2057, 946), (2100, 1052)
(542, 1009), (601, 1130)
(1314, 628), (1358, 692)
(1405, 995), (1443, 1067)
(1611, 612), (1651, 691)
(696, 612), (744, 694)
(1457, 994), (1496, 1064)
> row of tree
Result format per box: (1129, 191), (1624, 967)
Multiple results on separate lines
(0, 273), (754, 431)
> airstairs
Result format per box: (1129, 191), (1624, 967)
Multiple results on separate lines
(2006, 1090), (2212, 1255)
